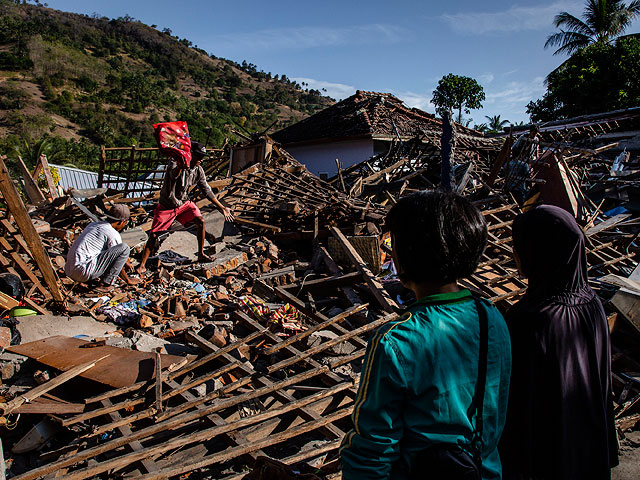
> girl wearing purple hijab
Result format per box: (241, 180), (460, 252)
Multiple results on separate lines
(499, 205), (618, 480)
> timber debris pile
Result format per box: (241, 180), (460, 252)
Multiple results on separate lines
(0, 100), (639, 479)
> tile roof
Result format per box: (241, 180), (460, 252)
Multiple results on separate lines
(271, 90), (482, 145)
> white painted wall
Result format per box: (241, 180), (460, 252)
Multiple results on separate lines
(285, 139), (374, 176)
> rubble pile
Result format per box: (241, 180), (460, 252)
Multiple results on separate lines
(0, 117), (639, 479)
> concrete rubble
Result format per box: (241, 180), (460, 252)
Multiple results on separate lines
(0, 110), (639, 479)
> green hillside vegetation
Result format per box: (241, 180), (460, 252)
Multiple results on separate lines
(0, 0), (333, 171)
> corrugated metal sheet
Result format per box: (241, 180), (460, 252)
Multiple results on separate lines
(50, 164), (157, 197)
(50, 164), (100, 191)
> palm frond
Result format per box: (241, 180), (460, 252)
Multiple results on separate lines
(553, 11), (594, 36)
(545, 30), (592, 54)
(628, 0), (640, 15)
(607, 1), (640, 38)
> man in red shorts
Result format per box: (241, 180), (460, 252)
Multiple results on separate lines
(137, 141), (234, 274)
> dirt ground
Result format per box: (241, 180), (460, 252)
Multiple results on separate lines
(613, 432), (640, 480)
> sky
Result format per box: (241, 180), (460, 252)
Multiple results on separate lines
(45, 1), (640, 125)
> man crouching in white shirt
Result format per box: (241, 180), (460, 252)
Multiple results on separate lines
(65, 204), (141, 292)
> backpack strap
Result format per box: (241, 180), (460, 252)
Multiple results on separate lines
(471, 297), (489, 467)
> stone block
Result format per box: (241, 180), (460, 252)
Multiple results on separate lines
(204, 250), (249, 276)
(15, 315), (110, 344)
(0, 327), (11, 349)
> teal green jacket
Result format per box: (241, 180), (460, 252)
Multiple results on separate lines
(341, 290), (512, 479)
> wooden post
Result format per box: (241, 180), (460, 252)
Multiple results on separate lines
(40, 155), (59, 199)
(440, 112), (455, 191)
(98, 146), (106, 188)
(16, 156), (46, 205)
(123, 146), (136, 196)
(154, 347), (163, 413)
(0, 155), (65, 303)
(336, 159), (346, 193)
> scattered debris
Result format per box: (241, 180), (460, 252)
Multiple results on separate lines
(0, 114), (638, 479)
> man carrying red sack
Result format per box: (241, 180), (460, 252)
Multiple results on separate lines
(137, 141), (234, 274)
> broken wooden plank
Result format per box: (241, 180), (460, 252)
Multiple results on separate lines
(0, 291), (19, 310)
(234, 216), (281, 233)
(12, 402), (85, 415)
(330, 227), (396, 312)
(16, 156), (46, 205)
(0, 155), (65, 303)
(154, 348), (163, 413)
(586, 213), (632, 237)
(35, 155), (59, 200)
(0, 356), (109, 416)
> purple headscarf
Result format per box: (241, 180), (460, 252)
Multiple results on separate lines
(512, 204), (587, 294)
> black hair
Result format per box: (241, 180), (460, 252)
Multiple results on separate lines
(385, 190), (487, 284)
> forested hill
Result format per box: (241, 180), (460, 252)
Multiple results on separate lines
(0, 0), (333, 170)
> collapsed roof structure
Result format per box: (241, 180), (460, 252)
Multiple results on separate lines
(271, 91), (502, 176)
(0, 102), (639, 479)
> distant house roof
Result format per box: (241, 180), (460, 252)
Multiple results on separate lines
(271, 90), (482, 146)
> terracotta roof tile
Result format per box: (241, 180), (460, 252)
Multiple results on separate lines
(272, 91), (482, 145)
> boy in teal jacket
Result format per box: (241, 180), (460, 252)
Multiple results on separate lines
(341, 191), (512, 479)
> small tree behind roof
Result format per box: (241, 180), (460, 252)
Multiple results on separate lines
(432, 74), (485, 124)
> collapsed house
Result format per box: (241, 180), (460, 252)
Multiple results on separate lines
(270, 90), (500, 178)
(0, 106), (639, 479)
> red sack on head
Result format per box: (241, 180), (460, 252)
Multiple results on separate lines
(153, 121), (191, 168)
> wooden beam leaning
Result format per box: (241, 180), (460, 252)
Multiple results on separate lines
(0, 155), (65, 303)
(16, 156), (46, 205)
(330, 227), (397, 313)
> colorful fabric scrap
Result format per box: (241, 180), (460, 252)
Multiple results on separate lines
(153, 121), (191, 168)
(238, 295), (304, 333)
(98, 299), (151, 325)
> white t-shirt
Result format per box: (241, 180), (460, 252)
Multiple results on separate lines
(65, 222), (122, 282)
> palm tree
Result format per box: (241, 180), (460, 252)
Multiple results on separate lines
(473, 123), (490, 133)
(12, 137), (62, 168)
(485, 115), (510, 133)
(545, 0), (640, 55)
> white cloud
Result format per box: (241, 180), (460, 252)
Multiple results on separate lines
(480, 77), (547, 122)
(289, 77), (544, 124)
(485, 77), (546, 105)
(391, 90), (435, 113)
(440, 1), (582, 35)
(211, 24), (406, 51)
(479, 72), (495, 85)
(292, 77), (357, 101)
